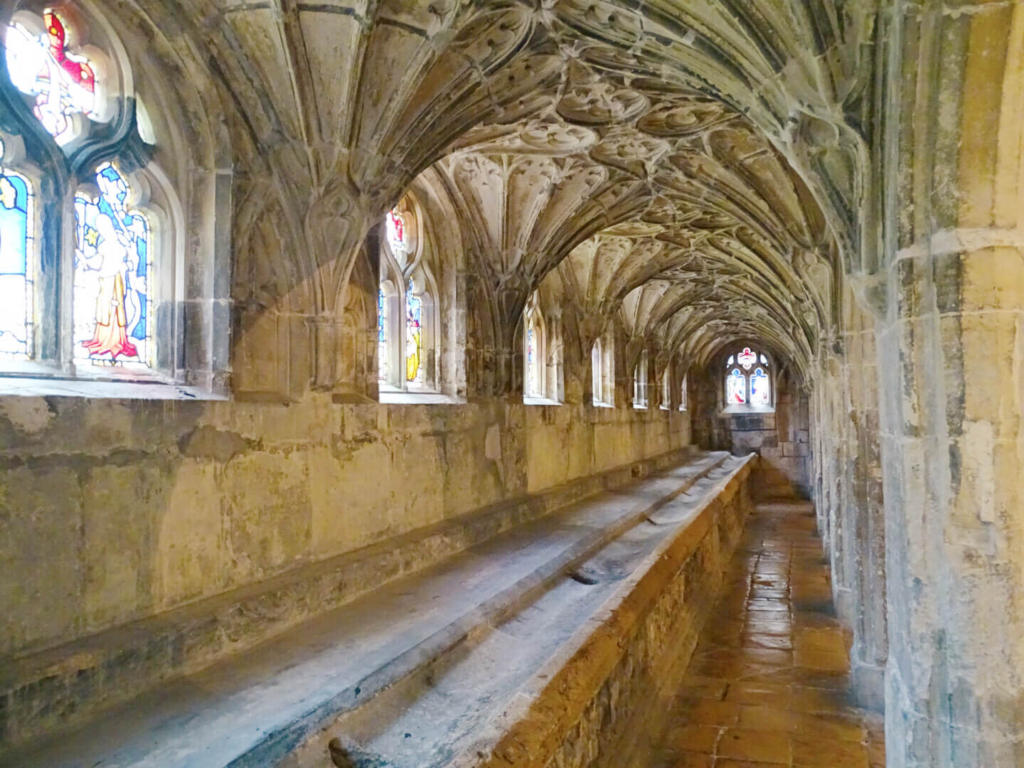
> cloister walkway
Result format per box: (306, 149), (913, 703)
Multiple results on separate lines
(628, 500), (885, 767)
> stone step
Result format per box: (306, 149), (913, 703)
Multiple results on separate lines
(0, 452), (740, 767)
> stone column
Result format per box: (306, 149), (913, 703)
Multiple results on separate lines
(842, 293), (888, 711)
(878, 3), (1024, 764)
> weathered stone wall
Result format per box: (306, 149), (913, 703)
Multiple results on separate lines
(691, 367), (811, 497)
(0, 395), (690, 660)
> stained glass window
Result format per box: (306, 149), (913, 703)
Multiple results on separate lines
(386, 209), (407, 257)
(377, 288), (387, 383)
(0, 140), (34, 357)
(727, 368), (746, 404)
(6, 11), (99, 144)
(405, 280), (422, 384)
(751, 367), (770, 406)
(74, 162), (151, 366)
(726, 355), (734, 366)
(737, 347), (756, 370)
(760, 354), (768, 366)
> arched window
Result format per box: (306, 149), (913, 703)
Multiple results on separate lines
(724, 347), (772, 409)
(591, 329), (614, 407)
(378, 198), (439, 395)
(660, 367), (671, 410)
(0, 5), (217, 392)
(524, 291), (545, 400)
(679, 374), (688, 412)
(0, 139), (35, 358)
(633, 349), (648, 409)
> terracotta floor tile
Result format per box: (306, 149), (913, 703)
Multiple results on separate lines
(724, 682), (789, 706)
(716, 728), (791, 763)
(737, 704), (802, 732)
(674, 697), (741, 726)
(630, 503), (885, 768)
(792, 733), (869, 767)
(664, 753), (714, 768)
(666, 724), (722, 753)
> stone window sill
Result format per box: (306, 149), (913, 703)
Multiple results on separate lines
(0, 361), (226, 400)
(523, 397), (561, 406)
(0, 373), (226, 400)
(721, 404), (775, 415)
(379, 390), (463, 405)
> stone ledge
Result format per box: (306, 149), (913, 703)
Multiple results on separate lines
(288, 456), (756, 768)
(0, 445), (701, 752)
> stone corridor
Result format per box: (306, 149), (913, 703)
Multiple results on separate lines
(634, 502), (885, 767)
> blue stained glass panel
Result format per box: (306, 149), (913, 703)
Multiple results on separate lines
(74, 162), (152, 366)
(751, 367), (770, 406)
(0, 141), (34, 357)
(405, 280), (422, 383)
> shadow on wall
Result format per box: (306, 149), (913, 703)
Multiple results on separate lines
(690, 365), (811, 499)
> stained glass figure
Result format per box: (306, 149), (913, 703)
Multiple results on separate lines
(737, 347), (756, 370)
(6, 11), (98, 144)
(377, 288), (387, 382)
(727, 368), (746, 404)
(405, 280), (422, 383)
(751, 367), (770, 406)
(0, 140), (34, 357)
(74, 162), (151, 366)
(386, 210), (407, 257)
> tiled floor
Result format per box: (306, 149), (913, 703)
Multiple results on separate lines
(644, 501), (885, 767)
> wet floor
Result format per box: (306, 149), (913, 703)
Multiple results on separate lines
(640, 501), (885, 767)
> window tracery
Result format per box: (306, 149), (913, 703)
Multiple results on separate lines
(724, 347), (772, 409)
(5, 9), (105, 145)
